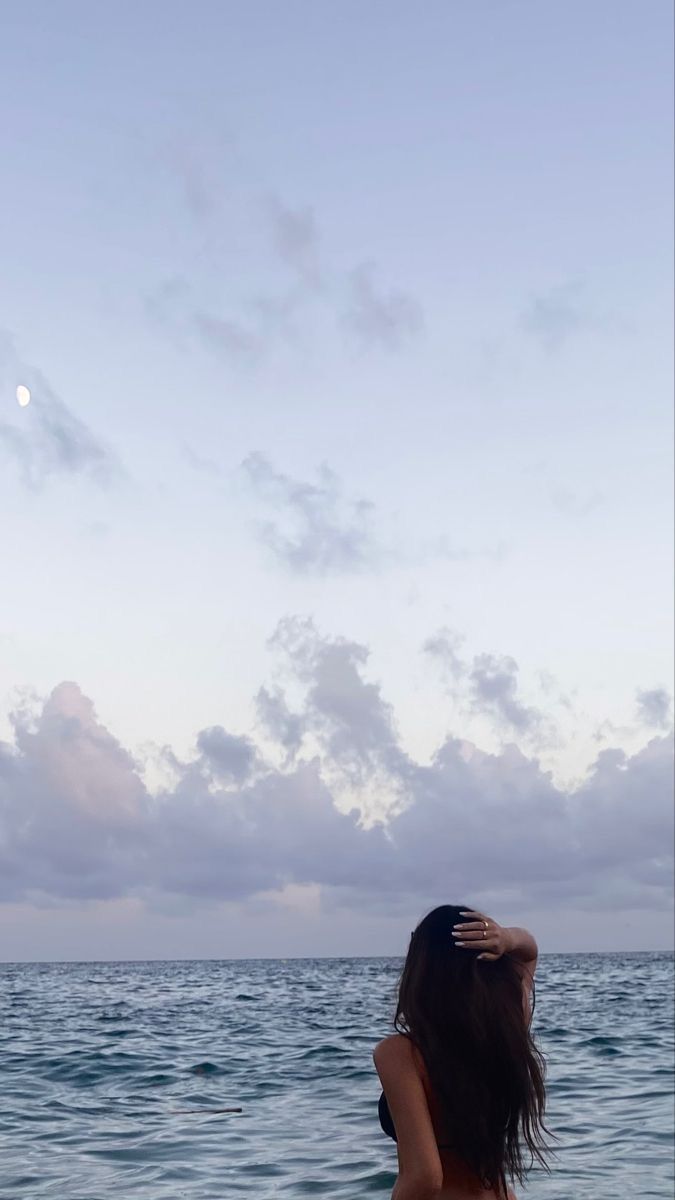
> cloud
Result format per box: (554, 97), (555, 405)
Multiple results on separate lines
(145, 275), (303, 367)
(521, 282), (587, 352)
(550, 485), (604, 517)
(0, 682), (147, 901)
(0, 333), (120, 490)
(592, 717), (633, 745)
(166, 138), (222, 221)
(146, 275), (299, 367)
(341, 263), (423, 351)
(181, 441), (222, 477)
(241, 454), (480, 576)
(241, 452), (377, 574)
(265, 195), (323, 289)
(636, 688), (673, 731)
(196, 726), (259, 784)
(0, 620), (672, 918)
(469, 653), (543, 735)
(255, 684), (306, 763)
(192, 310), (265, 366)
(267, 616), (408, 793)
(423, 627), (466, 682)
(424, 629), (546, 739)
(145, 276), (192, 334)
(151, 146), (423, 362)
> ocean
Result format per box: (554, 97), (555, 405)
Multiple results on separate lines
(0, 952), (672, 1199)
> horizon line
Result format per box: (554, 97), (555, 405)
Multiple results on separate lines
(1, 948), (673, 966)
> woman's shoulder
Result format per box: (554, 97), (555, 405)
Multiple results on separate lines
(373, 1033), (410, 1063)
(373, 1033), (426, 1075)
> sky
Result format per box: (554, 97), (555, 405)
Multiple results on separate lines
(0, 0), (673, 960)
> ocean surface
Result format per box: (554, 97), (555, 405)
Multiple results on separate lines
(0, 952), (672, 1199)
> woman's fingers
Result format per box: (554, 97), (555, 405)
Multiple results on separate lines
(451, 931), (494, 940)
(453, 911), (503, 956)
(453, 923), (493, 940)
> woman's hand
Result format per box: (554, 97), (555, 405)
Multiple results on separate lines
(451, 909), (513, 962)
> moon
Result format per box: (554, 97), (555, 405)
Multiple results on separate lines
(16, 385), (31, 407)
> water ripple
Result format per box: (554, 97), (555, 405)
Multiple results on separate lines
(0, 953), (672, 1198)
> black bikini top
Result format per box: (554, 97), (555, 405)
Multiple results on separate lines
(378, 1090), (455, 1151)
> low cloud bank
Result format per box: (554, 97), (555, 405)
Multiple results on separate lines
(1, 619), (672, 917)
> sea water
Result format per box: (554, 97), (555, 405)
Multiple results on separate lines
(0, 952), (672, 1199)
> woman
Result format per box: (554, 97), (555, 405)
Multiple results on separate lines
(373, 905), (554, 1200)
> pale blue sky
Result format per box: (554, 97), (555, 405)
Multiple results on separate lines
(0, 1), (672, 958)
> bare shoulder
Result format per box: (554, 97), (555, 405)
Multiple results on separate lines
(373, 1034), (429, 1087)
(373, 1033), (414, 1064)
(372, 1032), (420, 1070)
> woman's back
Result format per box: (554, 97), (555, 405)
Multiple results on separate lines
(373, 906), (552, 1199)
(376, 1034), (518, 1199)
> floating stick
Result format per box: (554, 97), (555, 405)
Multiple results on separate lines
(171, 1106), (243, 1114)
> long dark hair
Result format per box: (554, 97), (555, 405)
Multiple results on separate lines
(394, 904), (555, 1198)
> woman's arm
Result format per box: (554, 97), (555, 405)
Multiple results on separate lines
(453, 912), (537, 966)
(373, 1036), (443, 1200)
(504, 926), (538, 964)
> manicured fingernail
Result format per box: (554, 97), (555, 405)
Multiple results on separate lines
(451, 931), (461, 937)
